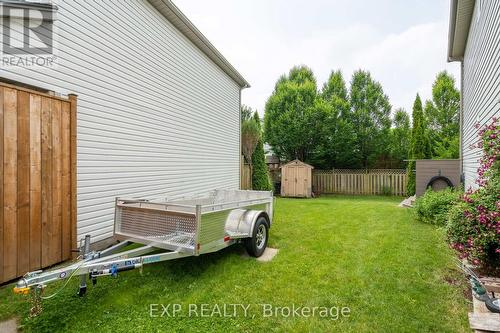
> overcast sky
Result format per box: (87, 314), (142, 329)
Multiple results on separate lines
(175, 0), (460, 118)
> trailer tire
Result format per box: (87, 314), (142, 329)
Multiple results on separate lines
(244, 216), (269, 257)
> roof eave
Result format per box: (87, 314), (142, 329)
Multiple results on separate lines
(447, 0), (475, 62)
(148, 0), (250, 89)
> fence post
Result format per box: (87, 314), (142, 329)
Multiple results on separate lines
(68, 94), (78, 258)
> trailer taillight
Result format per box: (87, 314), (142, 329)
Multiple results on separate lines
(224, 236), (231, 242)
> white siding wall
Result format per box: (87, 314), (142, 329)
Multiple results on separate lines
(462, 0), (500, 189)
(1, 1), (241, 243)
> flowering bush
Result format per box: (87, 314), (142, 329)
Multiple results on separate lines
(446, 118), (499, 270)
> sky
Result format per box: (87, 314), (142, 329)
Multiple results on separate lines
(174, 0), (461, 118)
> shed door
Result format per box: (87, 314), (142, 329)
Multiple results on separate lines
(282, 166), (292, 196)
(295, 166), (307, 197)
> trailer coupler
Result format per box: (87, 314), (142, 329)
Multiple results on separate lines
(13, 281), (30, 295)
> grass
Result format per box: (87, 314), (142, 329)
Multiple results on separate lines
(0, 196), (469, 332)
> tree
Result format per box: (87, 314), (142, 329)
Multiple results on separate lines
(241, 104), (254, 122)
(288, 65), (317, 86)
(389, 108), (411, 166)
(310, 70), (358, 168)
(321, 70), (348, 105)
(424, 71), (460, 158)
(406, 94), (431, 195)
(348, 70), (392, 168)
(264, 65), (321, 162)
(251, 112), (273, 191)
(241, 108), (260, 185)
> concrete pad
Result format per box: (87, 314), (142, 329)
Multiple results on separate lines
(241, 247), (279, 262)
(398, 195), (416, 208)
(256, 247), (279, 262)
(0, 318), (18, 333)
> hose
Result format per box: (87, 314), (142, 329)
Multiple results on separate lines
(40, 257), (86, 300)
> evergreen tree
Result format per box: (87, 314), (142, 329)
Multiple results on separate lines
(389, 108), (411, 166)
(406, 94), (431, 195)
(251, 112), (272, 191)
(424, 71), (460, 158)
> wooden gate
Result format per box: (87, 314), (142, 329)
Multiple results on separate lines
(0, 82), (77, 283)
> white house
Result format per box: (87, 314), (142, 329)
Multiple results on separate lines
(1, 0), (249, 247)
(448, 0), (500, 189)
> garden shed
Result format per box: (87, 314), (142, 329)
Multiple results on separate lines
(415, 159), (460, 196)
(280, 160), (313, 198)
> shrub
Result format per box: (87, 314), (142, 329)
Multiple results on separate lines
(252, 111), (273, 191)
(446, 118), (499, 270)
(381, 185), (392, 196)
(414, 188), (461, 226)
(252, 138), (273, 191)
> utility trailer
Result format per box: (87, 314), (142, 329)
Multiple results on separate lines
(14, 190), (274, 297)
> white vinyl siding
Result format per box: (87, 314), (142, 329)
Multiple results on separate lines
(2, 1), (241, 243)
(461, 0), (500, 189)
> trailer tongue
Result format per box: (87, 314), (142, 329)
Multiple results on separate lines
(13, 190), (273, 307)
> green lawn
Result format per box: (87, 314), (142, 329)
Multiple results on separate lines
(0, 196), (469, 332)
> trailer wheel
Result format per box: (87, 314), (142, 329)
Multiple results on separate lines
(245, 216), (269, 257)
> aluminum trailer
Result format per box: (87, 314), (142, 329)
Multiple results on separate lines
(14, 190), (273, 297)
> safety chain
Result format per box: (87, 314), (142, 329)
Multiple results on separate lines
(29, 286), (44, 317)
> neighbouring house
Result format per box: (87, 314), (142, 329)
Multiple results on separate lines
(448, 0), (500, 189)
(0, 0), (248, 282)
(265, 154), (281, 193)
(266, 155), (280, 170)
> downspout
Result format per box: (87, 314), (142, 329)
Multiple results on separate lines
(239, 88), (242, 189)
(459, 61), (464, 186)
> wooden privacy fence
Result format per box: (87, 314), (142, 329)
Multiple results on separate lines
(313, 169), (407, 196)
(0, 82), (77, 283)
(240, 156), (251, 190)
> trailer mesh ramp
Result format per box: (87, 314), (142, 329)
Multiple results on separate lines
(116, 206), (196, 251)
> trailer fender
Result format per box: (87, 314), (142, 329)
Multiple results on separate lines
(225, 209), (270, 238)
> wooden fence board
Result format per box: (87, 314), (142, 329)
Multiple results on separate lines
(0, 88), (4, 281)
(69, 95), (77, 258)
(61, 102), (71, 260)
(30, 95), (42, 270)
(313, 169), (407, 196)
(17, 91), (30, 276)
(240, 155), (251, 190)
(3, 88), (18, 281)
(51, 99), (62, 264)
(41, 97), (53, 268)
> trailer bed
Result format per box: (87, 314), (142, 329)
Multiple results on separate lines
(114, 190), (273, 254)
